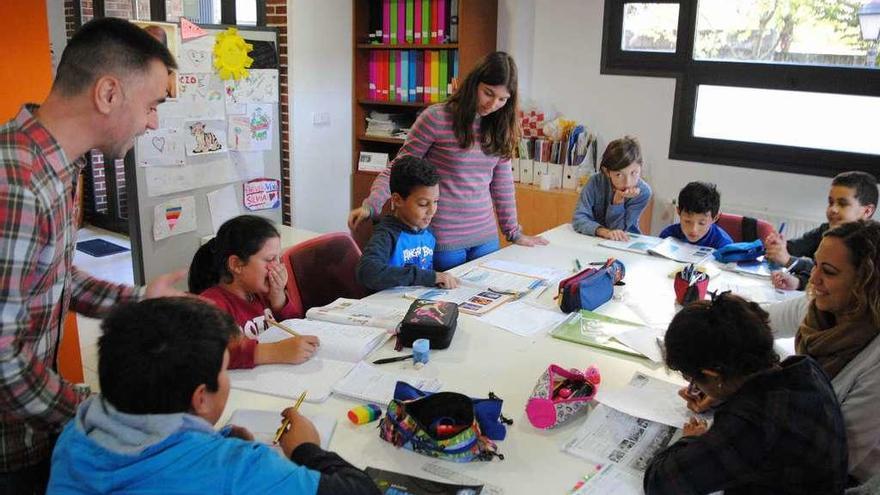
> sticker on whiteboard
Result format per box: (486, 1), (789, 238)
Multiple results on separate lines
(153, 196), (197, 241)
(243, 178), (281, 211)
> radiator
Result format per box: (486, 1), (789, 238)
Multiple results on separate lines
(652, 198), (823, 239)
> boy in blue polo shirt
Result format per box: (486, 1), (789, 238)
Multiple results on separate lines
(660, 181), (733, 249)
(356, 156), (458, 291)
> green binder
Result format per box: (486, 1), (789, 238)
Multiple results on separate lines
(549, 310), (646, 358)
(438, 50), (448, 100)
(390, 0), (398, 45)
(405, 0), (414, 44)
(421, 0), (430, 44)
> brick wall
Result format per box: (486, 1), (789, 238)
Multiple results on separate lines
(64, 0), (78, 38)
(89, 151), (108, 214)
(265, 0), (291, 225)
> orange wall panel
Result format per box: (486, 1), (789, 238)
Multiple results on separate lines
(0, 2), (53, 121)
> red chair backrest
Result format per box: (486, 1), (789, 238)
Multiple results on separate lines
(282, 232), (371, 312)
(716, 213), (775, 243)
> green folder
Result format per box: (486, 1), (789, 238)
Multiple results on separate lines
(422, 0), (430, 44)
(405, 0), (414, 44)
(549, 310), (645, 358)
(438, 50), (448, 100)
(390, 0), (398, 45)
(389, 50), (397, 101)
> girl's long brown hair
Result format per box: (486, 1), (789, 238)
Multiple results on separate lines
(445, 51), (519, 158)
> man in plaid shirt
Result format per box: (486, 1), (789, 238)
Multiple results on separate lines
(0, 18), (185, 493)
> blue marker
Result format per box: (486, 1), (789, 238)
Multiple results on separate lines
(778, 222), (786, 236)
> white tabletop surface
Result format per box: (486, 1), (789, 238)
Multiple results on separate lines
(220, 224), (788, 493)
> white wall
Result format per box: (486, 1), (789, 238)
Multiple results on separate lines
(45, 0), (67, 74)
(498, 0), (829, 234)
(289, 0), (352, 232)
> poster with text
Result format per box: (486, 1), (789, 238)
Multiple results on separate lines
(177, 73), (225, 120)
(153, 196), (197, 241)
(243, 178), (281, 211)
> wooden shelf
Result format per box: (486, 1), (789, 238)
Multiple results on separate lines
(358, 99), (429, 108)
(357, 43), (458, 50)
(358, 134), (406, 145)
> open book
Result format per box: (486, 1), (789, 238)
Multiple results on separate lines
(228, 319), (391, 403)
(601, 235), (714, 264)
(305, 298), (406, 330)
(226, 409), (337, 452)
(404, 286), (513, 315)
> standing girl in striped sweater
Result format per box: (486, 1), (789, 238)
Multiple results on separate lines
(348, 51), (548, 271)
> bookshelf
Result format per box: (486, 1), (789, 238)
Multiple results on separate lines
(351, 0), (498, 247)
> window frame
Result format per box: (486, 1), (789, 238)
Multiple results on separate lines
(601, 0), (880, 178)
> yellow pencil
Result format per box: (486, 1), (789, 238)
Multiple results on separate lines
(273, 390), (307, 444)
(266, 319), (301, 338)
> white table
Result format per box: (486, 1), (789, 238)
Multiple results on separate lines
(220, 224), (788, 493)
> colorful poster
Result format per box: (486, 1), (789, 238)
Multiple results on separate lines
(178, 35), (215, 73)
(136, 128), (186, 167)
(153, 196), (197, 241)
(177, 73), (225, 119)
(243, 178), (281, 211)
(224, 69), (279, 113)
(184, 119), (227, 156)
(228, 104), (273, 151)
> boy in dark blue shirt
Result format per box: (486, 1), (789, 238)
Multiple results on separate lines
(356, 156), (459, 291)
(660, 181), (733, 249)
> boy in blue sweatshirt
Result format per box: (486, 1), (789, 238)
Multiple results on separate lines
(660, 181), (733, 249)
(356, 156), (459, 291)
(47, 298), (379, 495)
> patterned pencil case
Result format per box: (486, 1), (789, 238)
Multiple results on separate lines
(525, 364), (601, 429)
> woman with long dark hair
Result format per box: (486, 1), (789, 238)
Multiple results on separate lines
(349, 51), (547, 271)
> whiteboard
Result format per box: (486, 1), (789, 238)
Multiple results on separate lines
(127, 24), (283, 285)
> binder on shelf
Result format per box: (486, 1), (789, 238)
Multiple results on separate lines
(389, 0), (398, 44)
(397, 0), (405, 45)
(547, 163), (564, 189)
(519, 159), (534, 184)
(414, 0), (422, 43)
(389, 50), (396, 101)
(368, 0), (381, 43)
(430, 50), (440, 102)
(405, 0), (414, 43)
(408, 50), (417, 101)
(400, 50), (409, 101)
(438, 50), (448, 101)
(562, 165), (579, 190)
(532, 161), (548, 186)
(430, 0), (439, 43)
(421, 0), (430, 44)
(416, 50), (424, 100)
(437, 0), (446, 42)
(382, 0), (391, 44)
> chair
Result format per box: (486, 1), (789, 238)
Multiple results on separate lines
(716, 213), (775, 243)
(282, 232), (371, 312)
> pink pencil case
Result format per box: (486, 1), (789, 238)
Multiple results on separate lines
(525, 364), (601, 429)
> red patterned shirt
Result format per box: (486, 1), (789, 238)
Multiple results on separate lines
(0, 105), (144, 472)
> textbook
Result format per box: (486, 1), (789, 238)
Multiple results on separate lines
(228, 320), (391, 403)
(600, 235), (715, 264)
(226, 409), (337, 452)
(305, 298), (406, 331)
(549, 310), (647, 358)
(404, 286), (513, 315)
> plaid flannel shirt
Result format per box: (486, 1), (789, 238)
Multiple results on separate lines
(643, 356), (848, 495)
(0, 105), (144, 472)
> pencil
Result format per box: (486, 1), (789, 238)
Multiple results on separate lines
(266, 319), (301, 338)
(273, 390), (307, 444)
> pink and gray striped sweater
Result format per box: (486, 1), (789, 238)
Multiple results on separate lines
(364, 104), (521, 251)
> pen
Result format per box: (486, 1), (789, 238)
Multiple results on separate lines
(372, 354), (414, 365)
(273, 390), (307, 444)
(780, 258), (799, 274)
(778, 222), (786, 236)
(574, 259), (582, 271)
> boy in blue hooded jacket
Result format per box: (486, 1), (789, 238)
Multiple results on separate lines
(47, 297), (379, 495)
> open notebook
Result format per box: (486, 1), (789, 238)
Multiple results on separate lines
(332, 361), (442, 405)
(228, 319), (391, 403)
(226, 409), (337, 452)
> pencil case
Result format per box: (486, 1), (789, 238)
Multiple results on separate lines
(396, 299), (459, 350)
(557, 259), (625, 313)
(525, 364), (601, 429)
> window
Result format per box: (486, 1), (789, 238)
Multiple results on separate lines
(602, 0), (880, 177)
